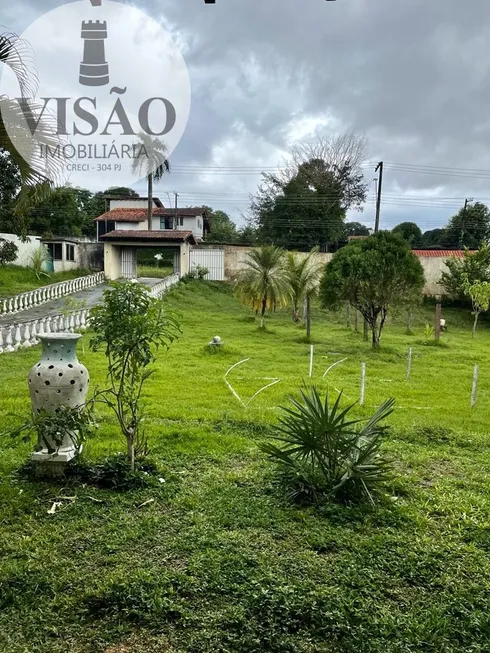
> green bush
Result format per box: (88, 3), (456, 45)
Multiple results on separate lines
(260, 386), (395, 505)
(0, 238), (18, 265)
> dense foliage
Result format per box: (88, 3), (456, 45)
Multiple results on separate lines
(261, 386), (395, 505)
(392, 221), (423, 247)
(321, 232), (425, 347)
(0, 237), (17, 265)
(441, 245), (490, 301)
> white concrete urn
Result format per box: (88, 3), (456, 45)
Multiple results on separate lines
(28, 333), (89, 463)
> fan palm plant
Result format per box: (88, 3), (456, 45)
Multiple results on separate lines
(0, 32), (62, 213)
(260, 386), (395, 505)
(131, 132), (170, 231)
(235, 246), (287, 328)
(284, 249), (323, 338)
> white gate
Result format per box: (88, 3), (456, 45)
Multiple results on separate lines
(121, 247), (137, 279)
(189, 248), (225, 281)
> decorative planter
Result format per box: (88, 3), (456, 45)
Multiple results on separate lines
(28, 333), (89, 463)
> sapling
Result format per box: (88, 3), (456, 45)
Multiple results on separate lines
(90, 280), (180, 469)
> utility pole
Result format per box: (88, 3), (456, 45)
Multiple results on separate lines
(460, 198), (473, 249)
(174, 192), (179, 230)
(374, 161), (383, 233)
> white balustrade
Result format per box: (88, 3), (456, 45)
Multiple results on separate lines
(22, 324), (31, 348)
(5, 326), (14, 353)
(0, 272), (105, 317)
(14, 324), (22, 350)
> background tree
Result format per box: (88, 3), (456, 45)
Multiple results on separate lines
(251, 132), (368, 252)
(235, 246), (287, 328)
(27, 186), (88, 238)
(204, 207), (239, 243)
(0, 237), (18, 265)
(442, 202), (490, 249)
(462, 275), (490, 337)
(90, 281), (180, 469)
(132, 133), (170, 230)
(320, 232), (425, 348)
(0, 150), (20, 232)
(343, 221), (370, 237)
(420, 228), (445, 249)
(0, 32), (65, 221)
(441, 245), (490, 301)
(391, 222), (422, 247)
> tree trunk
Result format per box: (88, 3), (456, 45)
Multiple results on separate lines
(127, 437), (135, 471)
(371, 326), (380, 349)
(306, 295), (311, 341)
(147, 174), (153, 231)
(363, 317), (369, 341)
(260, 295), (267, 328)
(302, 297), (308, 324)
(354, 309), (359, 332)
(292, 302), (299, 322)
(473, 313), (479, 338)
(346, 302), (351, 328)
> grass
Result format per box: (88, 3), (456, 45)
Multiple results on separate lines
(1, 281), (490, 651)
(137, 265), (173, 279)
(0, 265), (92, 298)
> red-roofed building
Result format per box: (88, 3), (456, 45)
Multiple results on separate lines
(95, 197), (209, 242)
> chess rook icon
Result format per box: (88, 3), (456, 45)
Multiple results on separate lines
(79, 20), (109, 86)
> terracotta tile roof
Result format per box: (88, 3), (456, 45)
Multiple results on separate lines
(94, 206), (207, 222)
(100, 230), (196, 244)
(412, 250), (475, 258)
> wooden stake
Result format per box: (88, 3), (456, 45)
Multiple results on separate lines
(360, 362), (366, 406)
(309, 345), (314, 378)
(471, 365), (479, 408)
(406, 347), (412, 381)
(435, 300), (441, 341)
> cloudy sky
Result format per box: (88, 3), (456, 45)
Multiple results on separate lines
(2, 0), (490, 231)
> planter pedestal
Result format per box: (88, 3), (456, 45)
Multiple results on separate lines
(28, 333), (89, 466)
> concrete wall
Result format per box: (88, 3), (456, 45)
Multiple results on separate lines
(199, 245), (451, 297)
(78, 242), (104, 271)
(0, 233), (42, 266)
(104, 243), (122, 280)
(417, 256), (450, 296)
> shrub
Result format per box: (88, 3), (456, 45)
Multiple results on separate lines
(260, 386), (395, 505)
(0, 238), (18, 265)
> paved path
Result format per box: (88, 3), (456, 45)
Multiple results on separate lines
(0, 278), (162, 328)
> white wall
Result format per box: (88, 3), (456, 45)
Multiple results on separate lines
(115, 221), (147, 231)
(0, 233), (42, 266)
(151, 215), (203, 239)
(110, 199), (159, 210)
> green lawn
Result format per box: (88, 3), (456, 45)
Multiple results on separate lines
(137, 265), (174, 279)
(1, 281), (490, 652)
(0, 265), (92, 298)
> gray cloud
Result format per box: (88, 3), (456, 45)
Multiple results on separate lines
(3, 0), (490, 229)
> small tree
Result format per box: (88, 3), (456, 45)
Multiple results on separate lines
(0, 237), (17, 265)
(284, 249), (323, 340)
(320, 232), (425, 348)
(462, 275), (490, 337)
(441, 245), (490, 301)
(90, 281), (180, 469)
(235, 246), (287, 328)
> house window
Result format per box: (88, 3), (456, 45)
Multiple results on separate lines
(47, 243), (63, 261)
(180, 216), (184, 226)
(160, 218), (173, 230)
(66, 244), (75, 262)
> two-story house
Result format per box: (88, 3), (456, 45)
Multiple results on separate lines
(95, 197), (210, 242)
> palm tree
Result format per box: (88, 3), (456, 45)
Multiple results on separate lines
(131, 132), (170, 231)
(0, 32), (60, 211)
(285, 250), (323, 339)
(235, 246), (287, 328)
